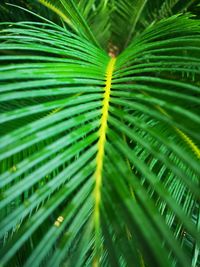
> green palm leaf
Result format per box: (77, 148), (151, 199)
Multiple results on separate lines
(0, 1), (200, 266)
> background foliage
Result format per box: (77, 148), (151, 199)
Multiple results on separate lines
(0, 1), (200, 267)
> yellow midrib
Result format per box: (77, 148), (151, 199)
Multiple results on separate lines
(142, 91), (200, 160)
(155, 104), (200, 159)
(93, 57), (116, 265)
(38, 0), (73, 27)
(175, 128), (200, 159)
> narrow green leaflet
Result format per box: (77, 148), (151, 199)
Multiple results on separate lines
(0, 1), (200, 267)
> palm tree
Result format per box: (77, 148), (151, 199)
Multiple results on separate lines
(0, 0), (200, 266)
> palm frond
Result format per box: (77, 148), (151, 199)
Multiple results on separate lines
(0, 1), (200, 267)
(37, 0), (100, 47)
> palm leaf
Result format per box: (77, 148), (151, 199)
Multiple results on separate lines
(0, 1), (200, 267)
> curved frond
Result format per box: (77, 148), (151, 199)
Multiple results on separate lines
(37, 0), (100, 47)
(0, 2), (200, 267)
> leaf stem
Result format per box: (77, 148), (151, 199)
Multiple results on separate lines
(93, 57), (116, 266)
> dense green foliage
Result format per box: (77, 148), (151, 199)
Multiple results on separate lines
(0, 1), (200, 266)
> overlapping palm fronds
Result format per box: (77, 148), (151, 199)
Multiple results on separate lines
(0, 1), (200, 266)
